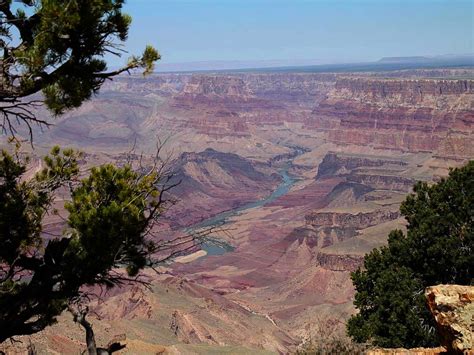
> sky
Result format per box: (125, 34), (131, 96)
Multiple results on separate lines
(111, 0), (473, 69)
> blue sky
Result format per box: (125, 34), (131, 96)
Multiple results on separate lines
(112, 0), (473, 68)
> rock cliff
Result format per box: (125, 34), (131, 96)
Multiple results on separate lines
(305, 210), (400, 229)
(426, 285), (474, 354)
(165, 148), (280, 228)
(309, 77), (474, 157)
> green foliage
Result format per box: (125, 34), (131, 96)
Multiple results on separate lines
(65, 164), (159, 280)
(0, 146), (163, 342)
(0, 149), (40, 265)
(1, 0), (160, 116)
(347, 161), (474, 348)
(0, 146), (81, 340)
(129, 45), (162, 76)
(0, 145), (79, 265)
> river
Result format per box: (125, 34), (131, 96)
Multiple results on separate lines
(188, 163), (299, 256)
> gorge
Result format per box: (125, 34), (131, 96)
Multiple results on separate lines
(3, 67), (473, 354)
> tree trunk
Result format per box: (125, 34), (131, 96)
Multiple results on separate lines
(68, 306), (126, 355)
(68, 307), (98, 355)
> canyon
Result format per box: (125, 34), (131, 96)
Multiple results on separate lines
(3, 68), (473, 353)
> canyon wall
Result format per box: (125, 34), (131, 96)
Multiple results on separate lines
(308, 77), (474, 157)
(17, 68), (473, 353)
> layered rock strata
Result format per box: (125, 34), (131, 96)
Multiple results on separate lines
(309, 77), (474, 157)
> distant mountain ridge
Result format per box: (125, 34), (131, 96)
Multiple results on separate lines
(150, 54), (474, 74)
(378, 54), (474, 63)
(378, 56), (430, 63)
(229, 54), (474, 74)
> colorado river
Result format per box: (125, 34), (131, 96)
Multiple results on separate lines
(189, 164), (299, 256)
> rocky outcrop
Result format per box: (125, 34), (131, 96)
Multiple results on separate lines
(347, 173), (414, 192)
(305, 210), (400, 229)
(170, 310), (217, 345)
(316, 253), (363, 272)
(323, 181), (374, 208)
(316, 152), (408, 180)
(283, 225), (358, 249)
(92, 285), (153, 320)
(302, 210), (400, 266)
(315, 152), (413, 194)
(373, 285), (474, 355)
(425, 285), (474, 354)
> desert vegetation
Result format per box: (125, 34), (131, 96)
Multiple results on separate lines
(0, 0), (169, 352)
(347, 161), (474, 348)
(0, 144), (203, 351)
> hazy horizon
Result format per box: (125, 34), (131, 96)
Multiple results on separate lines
(107, 0), (473, 71)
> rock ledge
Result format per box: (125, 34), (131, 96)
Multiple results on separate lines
(425, 284), (474, 354)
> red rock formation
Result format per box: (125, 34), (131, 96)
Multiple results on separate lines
(316, 152), (408, 178)
(93, 285), (153, 320)
(347, 174), (414, 192)
(172, 75), (282, 111)
(241, 73), (335, 104)
(316, 253), (363, 272)
(164, 148), (280, 228)
(305, 210), (400, 229)
(334, 77), (473, 98)
(309, 77), (474, 157)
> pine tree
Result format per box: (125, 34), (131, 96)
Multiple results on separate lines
(0, 146), (177, 343)
(0, 0), (160, 136)
(347, 161), (474, 348)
